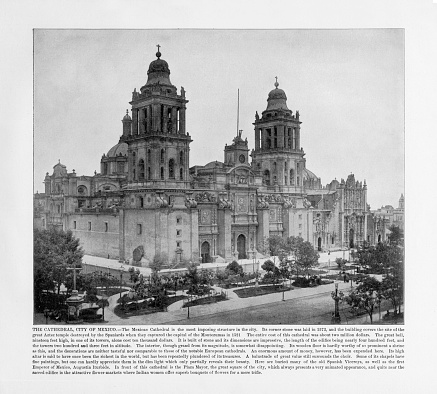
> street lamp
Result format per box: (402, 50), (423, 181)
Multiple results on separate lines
(331, 283), (343, 324)
(43, 308), (50, 325)
(119, 265), (124, 300)
(101, 295), (108, 322)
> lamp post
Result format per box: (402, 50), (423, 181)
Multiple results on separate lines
(119, 265), (124, 300)
(43, 308), (50, 325)
(101, 295), (108, 322)
(331, 283), (342, 324)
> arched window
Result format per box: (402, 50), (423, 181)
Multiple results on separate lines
(140, 197), (144, 208)
(138, 159), (145, 181)
(147, 149), (151, 163)
(180, 168), (183, 180)
(297, 176), (300, 186)
(273, 162), (277, 172)
(290, 169), (295, 185)
(161, 167), (164, 180)
(169, 159), (175, 179)
(285, 162), (288, 171)
(263, 169), (270, 186)
(148, 167), (151, 180)
(160, 149), (165, 163)
(179, 151), (184, 165)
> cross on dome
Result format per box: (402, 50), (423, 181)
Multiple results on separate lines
(274, 76), (279, 88)
(156, 44), (161, 58)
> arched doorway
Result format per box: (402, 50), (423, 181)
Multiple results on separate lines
(349, 229), (354, 248)
(317, 237), (322, 251)
(201, 241), (210, 264)
(237, 234), (246, 259)
(378, 234), (381, 243)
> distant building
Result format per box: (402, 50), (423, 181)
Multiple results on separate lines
(35, 48), (387, 265)
(370, 194), (404, 242)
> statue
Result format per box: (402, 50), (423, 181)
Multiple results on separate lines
(255, 111), (259, 121)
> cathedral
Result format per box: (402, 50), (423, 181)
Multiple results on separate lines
(34, 48), (387, 265)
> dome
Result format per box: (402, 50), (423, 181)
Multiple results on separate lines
(122, 109), (131, 121)
(107, 142), (128, 158)
(144, 50), (173, 87)
(303, 168), (319, 181)
(266, 79), (289, 111)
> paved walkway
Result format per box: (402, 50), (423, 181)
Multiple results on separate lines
(82, 249), (350, 276)
(101, 279), (356, 325)
(84, 250), (361, 325)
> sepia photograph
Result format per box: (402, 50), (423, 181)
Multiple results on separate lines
(33, 29), (404, 326)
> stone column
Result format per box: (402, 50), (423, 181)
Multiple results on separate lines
(261, 129), (266, 149)
(162, 105), (168, 133)
(171, 107), (177, 133)
(257, 208), (270, 245)
(296, 126), (301, 150)
(118, 208), (125, 260)
(364, 214), (368, 243)
(307, 209), (314, 244)
(146, 106), (152, 133)
(139, 108), (145, 133)
(255, 128), (260, 150)
(132, 108), (138, 135)
(179, 107), (186, 134)
(156, 105), (162, 132)
(278, 125), (285, 148)
(340, 213), (344, 248)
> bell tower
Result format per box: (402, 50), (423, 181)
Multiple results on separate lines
(252, 78), (305, 191)
(121, 46), (192, 189)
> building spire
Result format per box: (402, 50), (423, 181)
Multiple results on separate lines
(237, 88), (240, 137)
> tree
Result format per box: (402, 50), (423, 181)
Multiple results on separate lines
(261, 259), (280, 284)
(294, 240), (319, 278)
(184, 263), (201, 294)
(149, 252), (168, 273)
(215, 270), (229, 288)
(279, 259), (291, 280)
(267, 235), (285, 257)
(343, 276), (381, 324)
(128, 267), (141, 284)
(335, 257), (348, 270)
(388, 225), (403, 246)
(226, 261), (243, 276)
(381, 252), (404, 315)
(34, 228), (84, 309)
(261, 259), (276, 273)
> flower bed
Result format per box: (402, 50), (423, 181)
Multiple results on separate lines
(234, 285), (292, 299)
(182, 293), (227, 308)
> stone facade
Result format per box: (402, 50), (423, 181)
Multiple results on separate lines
(35, 49), (391, 265)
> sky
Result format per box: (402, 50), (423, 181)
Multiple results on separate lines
(34, 29), (404, 209)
